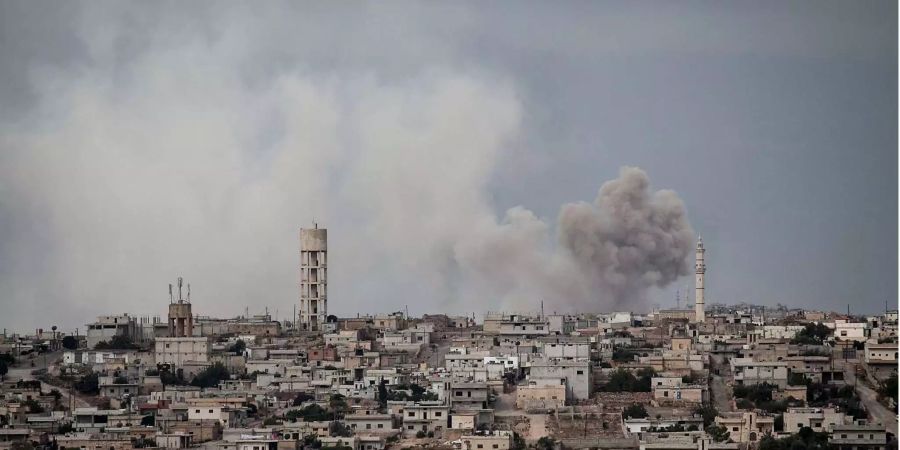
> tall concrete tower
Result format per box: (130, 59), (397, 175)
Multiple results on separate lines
(694, 236), (706, 323)
(299, 226), (328, 331)
(168, 277), (193, 337)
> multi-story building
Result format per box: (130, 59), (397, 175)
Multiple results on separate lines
(85, 314), (140, 349)
(783, 407), (847, 433)
(829, 422), (888, 450)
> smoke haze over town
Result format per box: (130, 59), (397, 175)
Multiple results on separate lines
(0, 1), (896, 331)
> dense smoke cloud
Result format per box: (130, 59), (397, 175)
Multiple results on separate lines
(454, 167), (695, 313)
(0, 3), (700, 329)
(558, 167), (696, 309)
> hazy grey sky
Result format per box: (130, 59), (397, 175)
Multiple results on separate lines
(0, 1), (896, 332)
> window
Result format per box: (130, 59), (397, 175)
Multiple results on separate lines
(195, 409), (200, 413)
(377, 424), (383, 429)
(456, 391), (462, 396)
(732, 427), (739, 432)
(477, 445), (483, 449)
(408, 425), (414, 430)
(576, 370), (584, 375)
(436, 412), (442, 417)
(493, 445), (499, 449)
(409, 412), (415, 417)
(209, 409), (214, 413)
(366, 424), (371, 429)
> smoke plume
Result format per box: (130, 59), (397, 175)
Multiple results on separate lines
(0, 3), (695, 329)
(558, 167), (696, 309)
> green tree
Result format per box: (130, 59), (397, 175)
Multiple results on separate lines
(511, 432), (526, 450)
(878, 373), (898, 406)
(791, 323), (831, 345)
(22, 399), (45, 413)
(623, 403), (648, 419)
(694, 404), (718, 428)
(601, 368), (656, 392)
(758, 427), (828, 450)
(74, 372), (99, 395)
(536, 436), (556, 450)
(191, 363), (229, 388)
(294, 392), (315, 406)
(376, 380), (388, 410)
(94, 335), (140, 350)
(286, 404), (334, 422)
(62, 336), (79, 350)
(229, 339), (246, 355)
(329, 421), (353, 437)
(706, 424), (730, 442)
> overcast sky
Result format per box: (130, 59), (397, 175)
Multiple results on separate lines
(0, 1), (896, 332)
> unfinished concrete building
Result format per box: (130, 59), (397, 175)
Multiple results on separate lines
(299, 226), (328, 331)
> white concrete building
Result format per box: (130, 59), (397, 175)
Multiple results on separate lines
(154, 337), (209, 367)
(783, 407), (847, 433)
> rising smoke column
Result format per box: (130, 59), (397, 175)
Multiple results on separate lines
(557, 166), (695, 309)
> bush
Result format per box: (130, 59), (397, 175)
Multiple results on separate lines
(791, 323), (831, 345)
(706, 424), (730, 442)
(191, 363), (229, 388)
(94, 335), (140, 350)
(74, 372), (99, 395)
(758, 427), (828, 450)
(61, 336), (79, 350)
(415, 430), (426, 439)
(229, 339), (246, 355)
(694, 404), (718, 427)
(536, 437), (556, 450)
(263, 417), (279, 426)
(286, 404), (334, 422)
(293, 392), (315, 406)
(878, 373), (898, 406)
(623, 403), (648, 419)
(600, 368), (656, 392)
(22, 399), (44, 413)
(612, 348), (637, 362)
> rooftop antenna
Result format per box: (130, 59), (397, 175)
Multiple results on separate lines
(675, 289), (681, 310)
(187, 284), (191, 303)
(540, 300), (544, 319)
(168, 284), (174, 304)
(177, 277), (183, 302)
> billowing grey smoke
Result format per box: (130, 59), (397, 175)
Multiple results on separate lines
(452, 166), (694, 313)
(557, 167), (695, 309)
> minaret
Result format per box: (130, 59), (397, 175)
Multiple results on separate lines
(694, 236), (706, 323)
